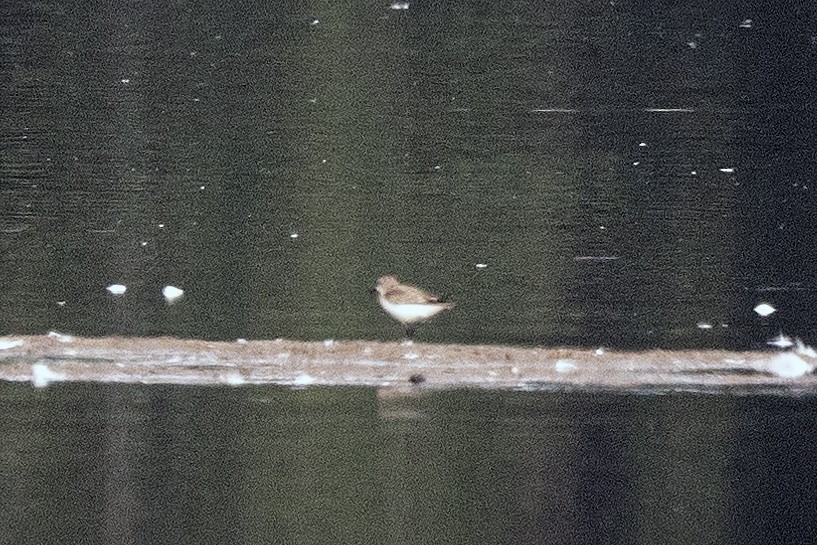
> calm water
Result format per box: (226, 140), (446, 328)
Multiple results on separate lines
(0, 383), (816, 545)
(1, 0), (816, 347)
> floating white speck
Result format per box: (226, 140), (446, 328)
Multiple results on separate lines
(739, 19), (753, 29)
(765, 353), (812, 378)
(290, 233), (299, 238)
(162, 285), (184, 303)
(0, 338), (24, 350)
(403, 352), (420, 360)
(476, 263), (488, 269)
(639, 142), (647, 147)
(140, 241), (148, 246)
(31, 363), (67, 388)
(236, 338), (248, 344)
(47, 331), (74, 343)
(719, 167), (735, 173)
(57, 301), (66, 307)
(199, 185), (205, 190)
(120, 78), (130, 84)
(767, 333), (794, 349)
(697, 322), (714, 330)
(595, 347), (605, 356)
(310, 19), (319, 25)
(690, 170), (697, 175)
(633, 161), (640, 166)
(754, 303), (776, 317)
(554, 359), (577, 373)
(795, 339), (817, 358)
(323, 339), (335, 347)
(390, 2), (410, 9)
(293, 373), (316, 385)
(106, 284), (127, 295)
(158, 223), (165, 228)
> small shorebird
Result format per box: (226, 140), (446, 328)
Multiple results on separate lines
(374, 275), (455, 340)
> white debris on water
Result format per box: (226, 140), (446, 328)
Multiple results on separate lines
(764, 353), (812, 379)
(224, 374), (246, 385)
(323, 339), (335, 347)
(754, 303), (776, 317)
(236, 338), (248, 344)
(106, 284), (127, 295)
(719, 167), (735, 173)
(290, 233), (299, 238)
(767, 332), (794, 349)
(47, 331), (74, 343)
(639, 142), (647, 147)
(390, 2), (410, 9)
(595, 347), (605, 356)
(795, 339), (817, 359)
(554, 359), (577, 373)
(697, 322), (714, 330)
(31, 364), (67, 388)
(293, 373), (316, 386)
(120, 78), (131, 84)
(475, 263), (488, 269)
(0, 338), (24, 350)
(310, 19), (319, 25)
(162, 285), (184, 303)
(57, 300), (66, 306)
(739, 19), (753, 29)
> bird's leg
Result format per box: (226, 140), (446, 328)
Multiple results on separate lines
(404, 324), (416, 341)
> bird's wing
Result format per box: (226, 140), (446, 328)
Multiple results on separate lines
(385, 285), (440, 304)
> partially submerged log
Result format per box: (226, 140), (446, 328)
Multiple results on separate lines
(1, 335), (816, 394)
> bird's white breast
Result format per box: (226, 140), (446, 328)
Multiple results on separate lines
(378, 297), (448, 324)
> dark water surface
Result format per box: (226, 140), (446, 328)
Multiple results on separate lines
(1, 383), (817, 545)
(2, 0), (816, 347)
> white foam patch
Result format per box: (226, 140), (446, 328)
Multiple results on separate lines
(753, 303), (776, 317)
(31, 364), (67, 388)
(765, 353), (812, 379)
(224, 374), (245, 385)
(0, 338), (24, 350)
(106, 284), (127, 295)
(47, 331), (74, 343)
(293, 373), (316, 385)
(795, 339), (817, 359)
(767, 333), (793, 349)
(554, 360), (577, 373)
(163, 285), (184, 303)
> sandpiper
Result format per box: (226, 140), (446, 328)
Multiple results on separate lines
(374, 275), (455, 340)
